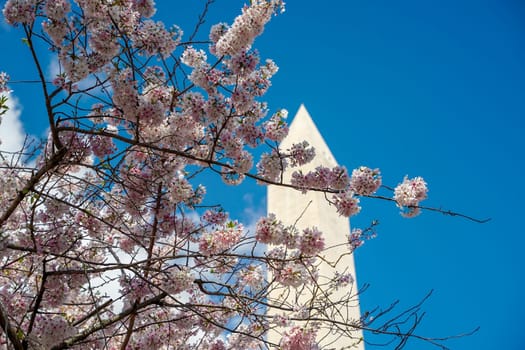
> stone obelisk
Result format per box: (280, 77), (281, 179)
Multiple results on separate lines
(267, 105), (365, 349)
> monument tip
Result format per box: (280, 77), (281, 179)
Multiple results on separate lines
(284, 105), (339, 167)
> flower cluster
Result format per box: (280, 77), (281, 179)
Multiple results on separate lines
(280, 326), (319, 350)
(199, 222), (243, 255)
(60, 52), (90, 82)
(255, 213), (295, 246)
(264, 109), (289, 141)
(214, 1), (284, 57)
(333, 191), (361, 217)
(229, 49), (260, 75)
(89, 27), (120, 60)
(2, 0), (37, 25)
(333, 271), (354, 290)
(256, 151), (285, 182)
(181, 46), (208, 67)
(394, 176), (428, 217)
(29, 315), (77, 349)
(126, 317), (181, 349)
(0, 72), (10, 93)
(289, 141), (316, 167)
(89, 134), (117, 158)
(238, 265), (265, 290)
(120, 275), (153, 304)
(133, 0), (156, 18)
(160, 266), (194, 295)
(202, 209), (229, 225)
(110, 67), (140, 122)
(291, 165), (349, 192)
(349, 228), (365, 250)
(45, 0), (70, 21)
(276, 261), (309, 288)
(299, 227), (325, 256)
(350, 166), (382, 195)
(272, 314), (290, 327)
(130, 20), (181, 58)
(168, 176), (196, 203)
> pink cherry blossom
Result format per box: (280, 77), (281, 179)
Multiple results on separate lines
(299, 227), (325, 256)
(289, 141), (316, 167)
(291, 165), (350, 192)
(90, 134), (117, 158)
(275, 261), (309, 288)
(280, 326), (319, 350)
(257, 151), (286, 182)
(264, 109), (289, 141)
(350, 166), (382, 195)
(255, 213), (289, 244)
(44, 0), (70, 21)
(29, 315), (77, 349)
(202, 209), (229, 225)
(0, 72), (9, 93)
(199, 222), (243, 255)
(130, 20), (181, 58)
(333, 191), (361, 217)
(215, 1), (283, 57)
(3, 0), (37, 25)
(394, 176), (428, 217)
(238, 265), (264, 290)
(133, 0), (156, 18)
(181, 46), (208, 67)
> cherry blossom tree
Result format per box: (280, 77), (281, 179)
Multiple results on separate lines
(0, 1), (483, 349)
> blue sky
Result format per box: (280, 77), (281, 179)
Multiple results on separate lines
(261, 1), (524, 349)
(1, 0), (524, 349)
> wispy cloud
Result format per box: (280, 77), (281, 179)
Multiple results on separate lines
(0, 93), (26, 154)
(47, 55), (60, 81)
(241, 192), (266, 235)
(232, 193), (267, 257)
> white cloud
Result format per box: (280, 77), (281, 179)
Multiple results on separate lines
(46, 55), (101, 92)
(230, 193), (267, 257)
(47, 55), (60, 80)
(0, 93), (26, 154)
(241, 192), (266, 235)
